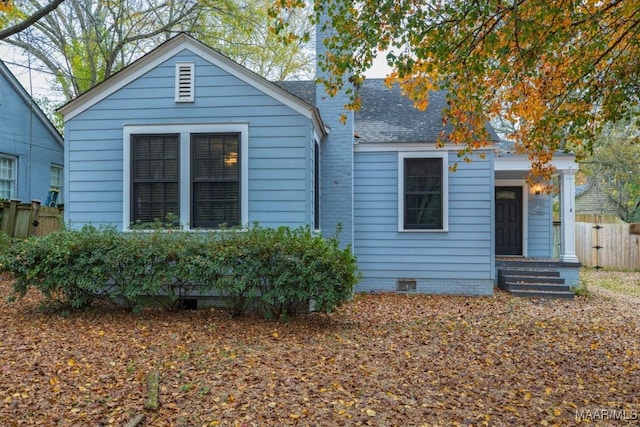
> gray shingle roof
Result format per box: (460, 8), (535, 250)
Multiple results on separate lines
(275, 78), (499, 144)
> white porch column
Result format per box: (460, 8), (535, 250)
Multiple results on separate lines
(559, 169), (579, 262)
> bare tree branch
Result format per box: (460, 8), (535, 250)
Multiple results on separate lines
(0, 0), (65, 40)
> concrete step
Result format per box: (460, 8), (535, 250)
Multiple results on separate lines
(509, 289), (575, 299)
(504, 282), (572, 292)
(499, 269), (560, 278)
(502, 275), (566, 284)
(498, 266), (573, 299)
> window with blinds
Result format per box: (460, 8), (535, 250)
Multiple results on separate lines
(131, 134), (180, 224)
(129, 132), (241, 229)
(191, 133), (240, 228)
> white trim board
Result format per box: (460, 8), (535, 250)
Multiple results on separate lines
(123, 122), (249, 230)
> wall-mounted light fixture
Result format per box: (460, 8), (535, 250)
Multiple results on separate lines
(533, 183), (542, 195)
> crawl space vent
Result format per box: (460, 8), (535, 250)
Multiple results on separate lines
(396, 278), (417, 293)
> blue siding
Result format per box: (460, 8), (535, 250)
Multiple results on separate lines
(64, 50), (315, 229)
(527, 193), (553, 257)
(353, 150), (495, 295)
(0, 64), (63, 203)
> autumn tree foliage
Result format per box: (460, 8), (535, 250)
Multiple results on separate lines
(274, 0), (640, 179)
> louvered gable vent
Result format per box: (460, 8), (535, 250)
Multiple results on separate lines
(175, 62), (195, 102)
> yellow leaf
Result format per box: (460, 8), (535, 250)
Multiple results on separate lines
(524, 391), (532, 401)
(209, 421), (220, 426)
(67, 358), (75, 367)
(289, 413), (300, 419)
(405, 350), (411, 358)
(366, 408), (376, 416)
(272, 332), (279, 338)
(553, 408), (561, 416)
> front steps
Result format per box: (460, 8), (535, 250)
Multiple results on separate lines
(498, 267), (574, 299)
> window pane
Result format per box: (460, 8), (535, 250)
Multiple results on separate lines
(191, 133), (240, 228)
(0, 181), (11, 200)
(0, 157), (15, 199)
(404, 158), (442, 229)
(50, 166), (63, 188)
(193, 182), (239, 227)
(131, 134), (179, 224)
(0, 157), (14, 180)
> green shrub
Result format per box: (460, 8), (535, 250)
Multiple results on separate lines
(1, 224), (359, 318)
(0, 231), (11, 260)
(4, 226), (117, 309)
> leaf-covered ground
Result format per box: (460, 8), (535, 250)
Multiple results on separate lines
(1, 270), (639, 427)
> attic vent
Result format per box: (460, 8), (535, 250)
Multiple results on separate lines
(175, 62), (195, 102)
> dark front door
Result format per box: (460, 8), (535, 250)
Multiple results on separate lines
(496, 186), (522, 255)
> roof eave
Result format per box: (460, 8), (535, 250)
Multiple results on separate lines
(57, 33), (327, 137)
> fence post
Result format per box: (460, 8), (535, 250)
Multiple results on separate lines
(592, 224), (603, 270)
(2, 200), (20, 238)
(29, 200), (41, 237)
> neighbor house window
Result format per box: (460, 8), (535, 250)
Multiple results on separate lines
(124, 124), (248, 230)
(131, 134), (180, 224)
(398, 152), (448, 231)
(191, 133), (240, 228)
(48, 164), (63, 205)
(0, 155), (16, 200)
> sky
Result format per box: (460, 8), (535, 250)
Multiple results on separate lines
(0, 42), (61, 104)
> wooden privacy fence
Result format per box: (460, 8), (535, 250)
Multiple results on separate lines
(0, 200), (63, 238)
(575, 222), (640, 271)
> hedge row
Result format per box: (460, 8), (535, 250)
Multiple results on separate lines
(1, 225), (360, 319)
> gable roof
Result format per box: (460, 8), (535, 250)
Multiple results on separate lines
(57, 33), (327, 136)
(277, 79), (500, 144)
(0, 60), (63, 147)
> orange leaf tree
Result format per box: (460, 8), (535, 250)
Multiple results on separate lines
(273, 0), (640, 179)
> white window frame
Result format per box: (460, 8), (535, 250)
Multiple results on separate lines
(50, 164), (63, 189)
(398, 151), (449, 232)
(50, 164), (63, 204)
(123, 123), (249, 230)
(175, 62), (195, 103)
(0, 154), (17, 200)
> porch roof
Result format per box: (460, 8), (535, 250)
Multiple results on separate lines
(495, 154), (578, 176)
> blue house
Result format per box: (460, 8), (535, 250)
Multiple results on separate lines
(58, 32), (580, 296)
(0, 60), (64, 204)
